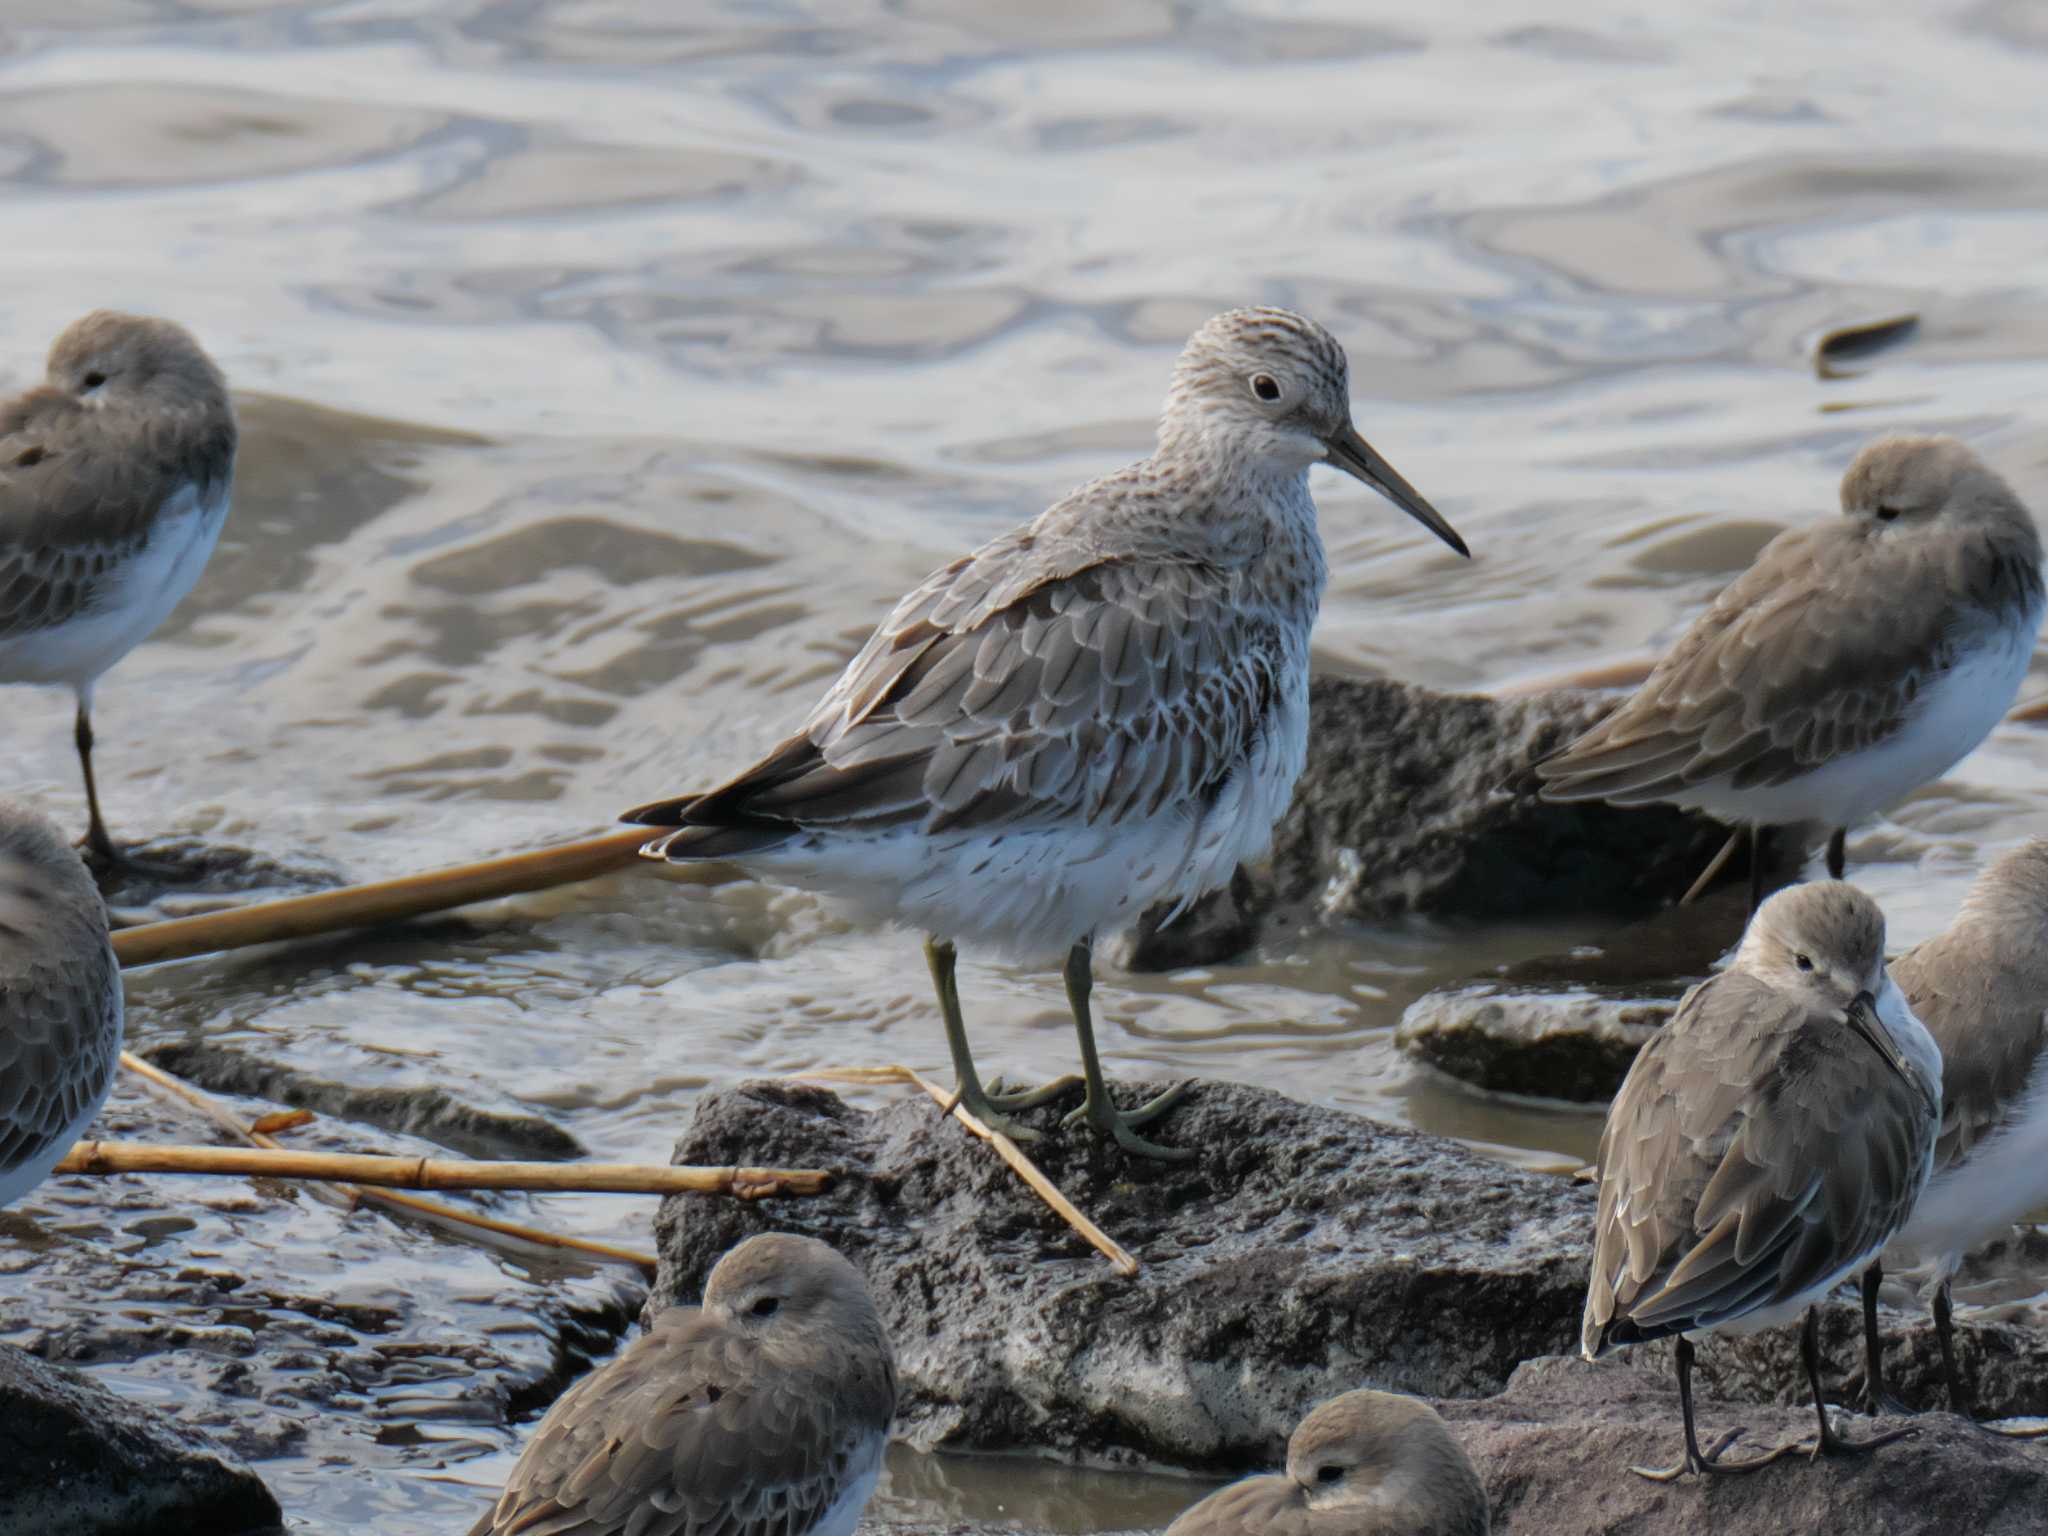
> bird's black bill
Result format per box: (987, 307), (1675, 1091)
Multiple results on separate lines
(1325, 425), (1469, 558)
(1843, 989), (1931, 1111)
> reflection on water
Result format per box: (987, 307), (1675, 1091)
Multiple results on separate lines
(3, 1), (2048, 1532)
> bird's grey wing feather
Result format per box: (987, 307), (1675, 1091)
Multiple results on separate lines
(1164, 1474), (1309, 1536)
(1895, 931), (2048, 1172)
(0, 385), (233, 642)
(472, 1307), (893, 1536)
(1583, 970), (1935, 1353)
(653, 540), (1285, 848)
(1536, 521), (2029, 803)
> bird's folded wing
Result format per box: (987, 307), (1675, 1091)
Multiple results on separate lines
(1536, 525), (1982, 803)
(1894, 931), (2048, 1172)
(664, 545), (1287, 841)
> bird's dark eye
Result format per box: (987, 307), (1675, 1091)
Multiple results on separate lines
(750, 1295), (780, 1318)
(1795, 953), (1814, 972)
(81, 371), (106, 390)
(1250, 373), (1281, 403)
(1317, 1465), (1343, 1485)
(1875, 505), (1900, 522)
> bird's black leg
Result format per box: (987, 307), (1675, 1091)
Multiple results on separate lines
(1805, 1305), (1914, 1457)
(1827, 827), (1847, 880)
(1628, 1337), (1787, 1480)
(1858, 1263), (1914, 1416)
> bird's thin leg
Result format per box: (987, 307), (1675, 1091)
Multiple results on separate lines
(1827, 827), (1847, 880)
(1749, 824), (1768, 913)
(1858, 1262), (1914, 1416)
(1934, 1281), (1969, 1418)
(1803, 1305), (1914, 1457)
(1630, 1337), (1776, 1480)
(1057, 935), (1193, 1162)
(923, 937), (1051, 1142)
(73, 690), (117, 865)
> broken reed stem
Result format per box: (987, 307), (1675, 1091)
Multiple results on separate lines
(53, 1141), (832, 1199)
(112, 826), (662, 970)
(118, 1050), (660, 1272)
(805, 1065), (1139, 1277)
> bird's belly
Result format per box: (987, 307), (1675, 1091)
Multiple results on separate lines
(1676, 613), (2040, 829)
(0, 483), (230, 688)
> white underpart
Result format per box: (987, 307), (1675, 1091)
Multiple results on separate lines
(1672, 607), (2042, 829)
(0, 481), (230, 690)
(1706, 976), (1942, 1336)
(1888, 1014), (2048, 1292)
(809, 1430), (886, 1536)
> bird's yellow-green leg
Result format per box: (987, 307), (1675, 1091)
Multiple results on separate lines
(923, 937), (1076, 1140)
(1058, 935), (1194, 1162)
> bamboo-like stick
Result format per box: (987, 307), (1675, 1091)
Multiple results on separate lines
(119, 1050), (661, 1272)
(112, 826), (663, 970)
(53, 1140), (833, 1199)
(805, 1065), (1138, 1277)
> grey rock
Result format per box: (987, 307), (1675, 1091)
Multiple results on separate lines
(1396, 985), (1677, 1103)
(1439, 1352), (2048, 1534)
(1128, 678), (1744, 971)
(0, 1342), (281, 1536)
(651, 1079), (1594, 1468)
(139, 1039), (586, 1161)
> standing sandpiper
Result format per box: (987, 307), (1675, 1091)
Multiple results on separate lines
(1860, 838), (2048, 1421)
(0, 311), (237, 864)
(0, 798), (123, 1209)
(624, 307), (1467, 1160)
(1163, 1389), (1489, 1536)
(1582, 882), (1941, 1478)
(1537, 437), (2043, 905)
(469, 1233), (895, 1536)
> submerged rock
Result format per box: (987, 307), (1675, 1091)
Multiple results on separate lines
(651, 1079), (1594, 1468)
(1128, 678), (1742, 970)
(0, 1343), (281, 1536)
(1440, 1352), (2048, 1534)
(1395, 984), (1677, 1103)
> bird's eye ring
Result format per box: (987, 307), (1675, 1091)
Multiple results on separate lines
(1875, 505), (1900, 522)
(1250, 373), (1281, 403)
(1795, 953), (1814, 973)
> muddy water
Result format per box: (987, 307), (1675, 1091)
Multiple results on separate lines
(4, 2), (2048, 1531)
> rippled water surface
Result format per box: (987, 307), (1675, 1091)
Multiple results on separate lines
(6, 2), (2048, 1530)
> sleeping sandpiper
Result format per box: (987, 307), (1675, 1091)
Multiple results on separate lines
(1537, 437), (2043, 906)
(624, 307), (1467, 1161)
(469, 1233), (895, 1536)
(0, 311), (237, 863)
(1163, 1389), (1489, 1536)
(1582, 882), (1941, 1478)
(0, 798), (123, 1209)
(1860, 838), (2048, 1422)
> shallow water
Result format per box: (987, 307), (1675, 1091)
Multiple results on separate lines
(5, 1), (2048, 1530)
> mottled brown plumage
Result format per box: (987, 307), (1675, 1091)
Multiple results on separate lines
(1537, 437), (2042, 869)
(0, 797), (121, 1206)
(1165, 1391), (1488, 1536)
(471, 1235), (895, 1536)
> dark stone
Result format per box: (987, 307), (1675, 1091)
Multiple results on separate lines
(138, 1040), (586, 1161)
(0, 1342), (281, 1536)
(1395, 984), (1677, 1103)
(651, 1079), (1594, 1468)
(91, 836), (344, 922)
(1438, 1352), (2048, 1534)
(1128, 678), (1745, 971)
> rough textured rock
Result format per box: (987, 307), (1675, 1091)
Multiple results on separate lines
(140, 1039), (586, 1161)
(0, 1343), (281, 1536)
(651, 1079), (1594, 1468)
(1441, 1352), (2048, 1534)
(1128, 677), (1746, 970)
(1396, 984), (1678, 1102)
